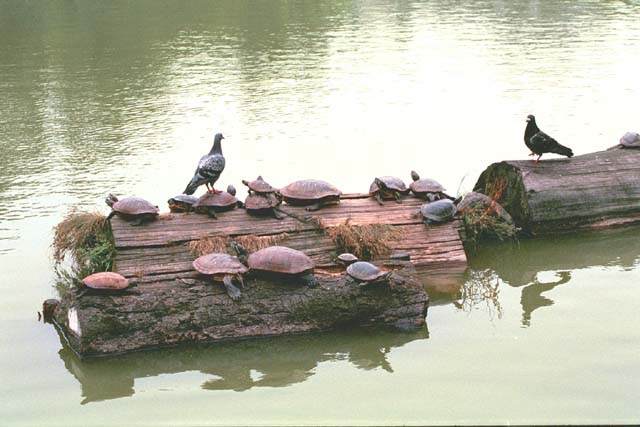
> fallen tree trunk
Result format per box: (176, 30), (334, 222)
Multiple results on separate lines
(474, 148), (640, 235)
(53, 261), (427, 357)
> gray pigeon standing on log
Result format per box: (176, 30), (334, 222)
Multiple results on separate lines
(524, 115), (573, 163)
(183, 133), (226, 195)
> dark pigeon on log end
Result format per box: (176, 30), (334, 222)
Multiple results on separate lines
(183, 133), (226, 195)
(524, 115), (573, 163)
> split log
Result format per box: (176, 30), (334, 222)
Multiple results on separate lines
(474, 148), (640, 235)
(53, 260), (427, 357)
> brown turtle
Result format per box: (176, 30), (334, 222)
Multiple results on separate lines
(369, 176), (409, 205)
(337, 253), (359, 266)
(105, 194), (159, 225)
(232, 243), (316, 287)
(167, 194), (199, 213)
(242, 176), (276, 195)
(192, 253), (249, 301)
(242, 176), (285, 219)
(77, 271), (137, 297)
(346, 261), (391, 285)
(278, 179), (342, 211)
(193, 191), (238, 218)
(409, 171), (451, 202)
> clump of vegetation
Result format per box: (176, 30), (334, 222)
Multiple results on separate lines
(51, 209), (115, 291)
(461, 179), (519, 251)
(187, 233), (289, 256)
(457, 269), (503, 321)
(324, 220), (400, 260)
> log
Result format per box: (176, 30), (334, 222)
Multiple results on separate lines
(53, 261), (427, 357)
(52, 194), (467, 357)
(473, 148), (640, 235)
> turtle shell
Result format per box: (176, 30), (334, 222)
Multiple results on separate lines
(409, 178), (446, 195)
(247, 246), (314, 275)
(419, 199), (457, 222)
(194, 191), (238, 209)
(82, 272), (129, 290)
(620, 131), (640, 148)
(169, 194), (198, 205)
(193, 253), (248, 276)
(112, 197), (159, 215)
(279, 179), (342, 202)
(337, 253), (359, 264)
(369, 176), (408, 194)
(243, 176), (276, 194)
(244, 192), (280, 210)
(346, 261), (389, 282)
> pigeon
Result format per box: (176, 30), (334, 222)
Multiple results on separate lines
(183, 133), (226, 195)
(524, 115), (573, 162)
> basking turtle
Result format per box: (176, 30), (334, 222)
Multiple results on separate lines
(369, 176), (409, 205)
(193, 191), (238, 218)
(242, 176), (284, 219)
(337, 253), (359, 266)
(456, 192), (514, 226)
(414, 199), (457, 224)
(192, 253), (248, 301)
(619, 131), (640, 148)
(77, 271), (137, 297)
(278, 179), (342, 211)
(167, 194), (198, 213)
(233, 243), (316, 287)
(346, 261), (391, 286)
(409, 171), (451, 202)
(105, 194), (159, 225)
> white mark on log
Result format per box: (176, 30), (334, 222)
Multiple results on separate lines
(68, 307), (81, 337)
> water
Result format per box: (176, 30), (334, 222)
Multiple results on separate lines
(1, 0), (639, 424)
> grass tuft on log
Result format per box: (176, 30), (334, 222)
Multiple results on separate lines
(187, 233), (290, 256)
(324, 221), (400, 260)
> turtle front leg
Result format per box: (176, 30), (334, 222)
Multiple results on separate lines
(222, 275), (242, 301)
(374, 193), (384, 206)
(272, 208), (285, 220)
(394, 192), (403, 204)
(235, 274), (246, 290)
(207, 208), (218, 219)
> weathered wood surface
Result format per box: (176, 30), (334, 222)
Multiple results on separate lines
(474, 148), (640, 235)
(54, 261), (427, 357)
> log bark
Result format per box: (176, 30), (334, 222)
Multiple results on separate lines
(53, 261), (427, 357)
(474, 148), (640, 235)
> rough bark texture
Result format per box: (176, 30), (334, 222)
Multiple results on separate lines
(53, 194), (466, 357)
(474, 148), (640, 235)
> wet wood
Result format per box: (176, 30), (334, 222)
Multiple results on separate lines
(474, 148), (640, 235)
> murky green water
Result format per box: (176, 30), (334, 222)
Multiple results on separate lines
(1, 0), (639, 424)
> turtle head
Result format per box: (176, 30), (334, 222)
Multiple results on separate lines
(105, 194), (118, 207)
(410, 170), (420, 182)
(374, 177), (388, 190)
(229, 241), (248, 265)
(526, 114), (535, 123)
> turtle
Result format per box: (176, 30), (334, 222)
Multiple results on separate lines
(232, 243), (317, 287)
(226, 184), (237, 196)
(192, 253), (249, 301)
(278, 179), (342, 211)
(409, 171), (451, 202)
(337, 253), (359, 266)
(242, 176), (285, 219)
(414, 199), (457, 224)
(77, 271), (137, 297)
(242, 175), (277, 195)
(193, 191), (238, 218)
(619, 131), (640, 148)
(456, 192), (514, 226)
(105, 194), (159, 225)
(346, 261), (392, 286)
(369, 176), (410, 205)
(167, 194), (198, 213)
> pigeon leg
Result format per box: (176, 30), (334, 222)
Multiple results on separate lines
(534, 154), (542, 163)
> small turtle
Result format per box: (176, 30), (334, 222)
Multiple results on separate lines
(619, 131), (640, 148)
(456, 192), (514, 226)
(226, 184), (237, 196)
(242, 175), (277, 195)
(105, 194), (159, 225)
(414, 199), (457, 224)
(192, 253), (248, 301)
(77, 271), (137, 297)
(242, 176), (285, 219)
(193, 191), (238, 218)
(346, 261), (391, 286)
(167, 194), (198, 213)
(337, 253), (359, 266)
(233, 243), (316, 287)
(409, 171), (451, 202)
(278, 179), (342, 211)
(369, 176), (410, 205)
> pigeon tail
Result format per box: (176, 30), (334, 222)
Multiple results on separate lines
(551, 143), (573, 158)
(183, 178), (200, 195)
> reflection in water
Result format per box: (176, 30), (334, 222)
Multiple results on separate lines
(468, 227), (640, 326)
(56, 327), (427, 404)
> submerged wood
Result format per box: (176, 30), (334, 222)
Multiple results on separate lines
(53, 194), (466, 356)
(474, 148), (640, 235)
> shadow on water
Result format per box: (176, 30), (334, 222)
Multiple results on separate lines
(55, 326), (428, 404)
(467, 227), (640, 326)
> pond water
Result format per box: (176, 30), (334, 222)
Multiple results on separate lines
(1, 0), (639, 425)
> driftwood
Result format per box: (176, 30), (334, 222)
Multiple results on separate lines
(474, 148), (640, 235)
(52, 194), (466, 357)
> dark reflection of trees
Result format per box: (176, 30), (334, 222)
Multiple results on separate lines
(468, 227), (640, 326)
(55, 326), (427, 404)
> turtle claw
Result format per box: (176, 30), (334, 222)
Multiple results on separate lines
(223, 275), (242, 301)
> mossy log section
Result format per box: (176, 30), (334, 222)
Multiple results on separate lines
(54, 194), (466, 357)
(474, 148), (640, 235)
